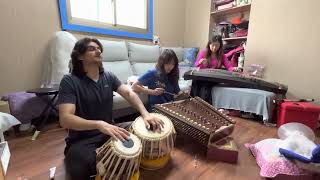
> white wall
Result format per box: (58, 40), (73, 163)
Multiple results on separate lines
(245, 0), (320, 99)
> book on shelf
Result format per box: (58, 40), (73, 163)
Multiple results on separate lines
(215, 0), (234, 6)
(216, 1), (235, 10)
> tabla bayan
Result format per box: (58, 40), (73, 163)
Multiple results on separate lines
(96, 133), (142, 180)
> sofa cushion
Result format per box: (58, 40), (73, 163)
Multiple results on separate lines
(132, 63), (156, 76)
(113, 93), (148, 110)
(113, 88), (148, 110)
(128, 42), (160, 63)
(102, 61), (133, 83)
(161, 47), (184, 62)
(99, 40), (133, 83)
(183, 47), (199, 66)
(113, 92), (130, 110)
(99, 39), (129, 61)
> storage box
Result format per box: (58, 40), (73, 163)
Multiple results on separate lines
(207, 137), (238, 163)
(277, 102), (320, 130)
(0, 101), (10, 114)
(0, 141), (11, 179)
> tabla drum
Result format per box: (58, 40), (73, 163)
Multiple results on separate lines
(131, 113), (176, 170)
(96, 133), (142, 180)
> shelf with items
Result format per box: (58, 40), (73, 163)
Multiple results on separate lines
(209, 0), (251, 70)
(209, 0), (251, 42)
(222, 36), (247, 41)
(211, 4), (251, 17)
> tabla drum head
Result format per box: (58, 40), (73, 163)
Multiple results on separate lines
(112, 133), (142, 157)
(132, 113), (173, 140)
(278, 122), (315, 141)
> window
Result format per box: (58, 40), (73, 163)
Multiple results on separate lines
(58, 0), (153, 40)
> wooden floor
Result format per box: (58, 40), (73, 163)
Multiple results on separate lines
(5, 118), (320, 180)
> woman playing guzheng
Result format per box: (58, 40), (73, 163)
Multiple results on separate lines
(58, 38), (164, 180)
(132, 49), (188, 109)
(194, 35), (242, 72)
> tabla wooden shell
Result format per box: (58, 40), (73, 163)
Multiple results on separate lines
(131, 113), (176, 160)
(96, 133), (142, 180)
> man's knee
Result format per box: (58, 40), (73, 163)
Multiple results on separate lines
(65, 143), (96, 180)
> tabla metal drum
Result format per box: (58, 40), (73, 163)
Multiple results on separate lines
(96, 133), (142, 180)
(131, 113), (176, 170)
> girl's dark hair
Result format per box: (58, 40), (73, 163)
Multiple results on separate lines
(70, 37), (104, 77)
(156, 49), (179, 85)
(205, 35), (224, 68)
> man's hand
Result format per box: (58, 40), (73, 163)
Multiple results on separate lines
(97, 121), (130, 141)
(152, 88), (165, 96)
(143, 114), (164, 132)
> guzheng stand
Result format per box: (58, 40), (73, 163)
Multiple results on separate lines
(26, 88), (59, 140)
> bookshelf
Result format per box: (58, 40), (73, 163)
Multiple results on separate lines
(209, 1), (251, 42)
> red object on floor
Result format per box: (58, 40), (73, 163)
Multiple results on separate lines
(277, 101), (320, 130)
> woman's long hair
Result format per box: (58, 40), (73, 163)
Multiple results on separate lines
(70, 38), (104, 77)
(155, 49), (179, 85)
(205, 35), (224, 68)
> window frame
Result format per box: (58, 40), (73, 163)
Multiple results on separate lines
(58, 0), (153, 40)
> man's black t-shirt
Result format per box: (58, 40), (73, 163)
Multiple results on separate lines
(57, 71), (122, 143)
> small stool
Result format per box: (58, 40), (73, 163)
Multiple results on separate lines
(26, 88), (59, 140)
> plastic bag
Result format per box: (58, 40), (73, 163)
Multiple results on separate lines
(245, 64), (265, 78)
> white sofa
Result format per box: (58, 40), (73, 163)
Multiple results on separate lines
(42, 31), (192, 118)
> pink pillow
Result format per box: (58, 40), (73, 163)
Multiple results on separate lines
(245, 138), (310, 178)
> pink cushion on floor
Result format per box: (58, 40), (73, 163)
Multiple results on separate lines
(245, 138), (310, 178)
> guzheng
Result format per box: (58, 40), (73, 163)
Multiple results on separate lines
(184, 69), (288, 95)
(154, 97), (235, 147)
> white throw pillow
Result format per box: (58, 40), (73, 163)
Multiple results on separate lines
(0, 112), (21, 132)
(42, 31), (77, 87)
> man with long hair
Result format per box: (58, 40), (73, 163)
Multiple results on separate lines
(58, 38), (163, 180)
